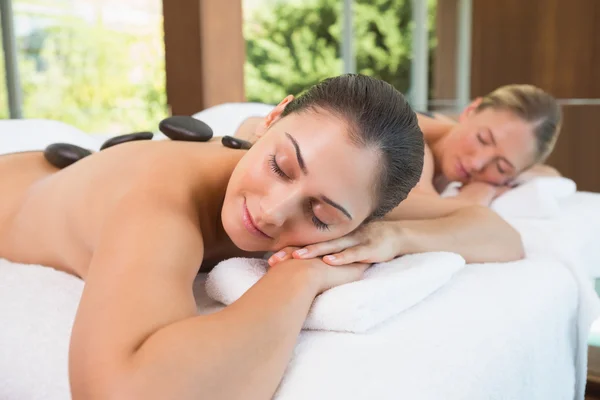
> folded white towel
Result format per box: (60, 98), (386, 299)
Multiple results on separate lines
(205, 252), (466, 333)
(440, 177), (577, 219)
(192, 102), (274, 137)
(491, 177), (577, 219)
(0, 119), (104, 153)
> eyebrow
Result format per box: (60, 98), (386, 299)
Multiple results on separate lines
(488, 128), (516, 171)
(285, 132), (307, 174)
(321, 195), (352, 220)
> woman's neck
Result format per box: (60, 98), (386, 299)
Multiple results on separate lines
(186, 142), (245, 261)
(420, 117), (456, 179)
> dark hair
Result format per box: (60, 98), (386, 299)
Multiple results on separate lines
(281, 74), (424, 219)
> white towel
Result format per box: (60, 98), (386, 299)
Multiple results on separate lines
(205, 252), (466, 333)
(0, 119), (104, 153)
(191, 102), (275, 137)
(440, 177), (577, 219)
(491, 176), (577, 219)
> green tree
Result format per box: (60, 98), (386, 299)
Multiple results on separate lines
(244, 0), (436, 104)
(12, 9), (166, 134)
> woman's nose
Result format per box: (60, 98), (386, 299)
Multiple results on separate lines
(259, 187), (301, 228)
(467, 149), (495, 173)
(467, 157), (486, 173)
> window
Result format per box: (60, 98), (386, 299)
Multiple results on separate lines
(4, 0), (167, 134)
(243, 0), (437, 110)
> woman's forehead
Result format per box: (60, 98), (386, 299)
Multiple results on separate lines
(278, 119), (379, 219)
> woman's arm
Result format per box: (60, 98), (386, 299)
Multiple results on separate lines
(274, 192), (524, 265)
(69, 193), (365, 400)
(386, 196), (525, 263)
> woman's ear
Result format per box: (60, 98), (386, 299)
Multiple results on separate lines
(459, 97), (483, 123)
(255, 95), (294, 139)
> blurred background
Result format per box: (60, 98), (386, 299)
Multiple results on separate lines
(0, 0), (598, 191)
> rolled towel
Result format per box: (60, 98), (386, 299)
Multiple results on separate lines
(0, 119), (103, 154)
(205, 252), (466, 333)
(491, 177), (577, 219)
(191, 102), (274, 137)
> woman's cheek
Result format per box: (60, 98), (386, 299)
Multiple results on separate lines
(242, 157), (268, 183)
(282, 225), (325, 248)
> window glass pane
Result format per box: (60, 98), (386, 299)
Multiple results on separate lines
(0, 26), (9, 119)
(243, 0), (342, 104)
(243, 0), (437, 105)
(13, 0), (166, 134)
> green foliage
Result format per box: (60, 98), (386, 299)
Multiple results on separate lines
(12, 10), (167, 134)
(244, 0), (436, 104)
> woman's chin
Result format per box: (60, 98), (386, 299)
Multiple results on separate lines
(224, 225), (268, 252)
(442, 165), (467, 184)
(233, 238), (264, 252)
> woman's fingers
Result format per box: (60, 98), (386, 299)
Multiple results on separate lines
(319, 262), (370, 292)
(293, 235), (362, 259)
(321, 246), (367, 265)
(268, 247), (299, 267)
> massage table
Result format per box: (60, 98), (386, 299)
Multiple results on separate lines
(1, 117), (599, 400)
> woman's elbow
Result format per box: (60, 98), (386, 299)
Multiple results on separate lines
(70, 369), (125, 400)
(69, 351), (138, 400)
(502, 226), (526, 262)
(492, 214), (526, 262)
(71, 372), (154, 400)
(471, 206), (526, 262)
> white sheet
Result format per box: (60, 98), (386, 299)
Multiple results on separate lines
(506, 191), (600, 279)
(0, 256), (581, 400)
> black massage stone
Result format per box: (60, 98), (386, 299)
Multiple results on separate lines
(42, 116), (251, 170)
(100, 131), (154, 150)
(221, 135), (253, 150)
(44, 143), (93, 169)
(158, 116), (214, 142)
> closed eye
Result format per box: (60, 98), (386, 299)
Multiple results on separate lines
(477, 132), (489, 145)
(309, 200), (330, 231)
(269, 154), (290, 180)
(270, 155), (329, 230)
(496, 162), (507, 174)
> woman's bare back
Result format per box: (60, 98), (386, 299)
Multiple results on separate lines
(0, 140), (243, 278)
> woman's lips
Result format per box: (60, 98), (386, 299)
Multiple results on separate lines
(456, 160), (470, 180)
(242, 200), (272, 239)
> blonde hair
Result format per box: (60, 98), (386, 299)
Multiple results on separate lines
(476, 84), (562, 163)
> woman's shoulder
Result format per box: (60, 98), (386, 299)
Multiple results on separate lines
(410, 142), (438, 195)
(417, 111), (456, 142)
(69, 139), (241, 207)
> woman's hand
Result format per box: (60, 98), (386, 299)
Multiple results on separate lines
(512, 164), (561, 186)
(268, 220), (403, 267)
(456, 181), (511, 206)
(270, 257), (370, 294)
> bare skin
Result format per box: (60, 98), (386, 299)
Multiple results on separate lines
(0, 140), (247, 278)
